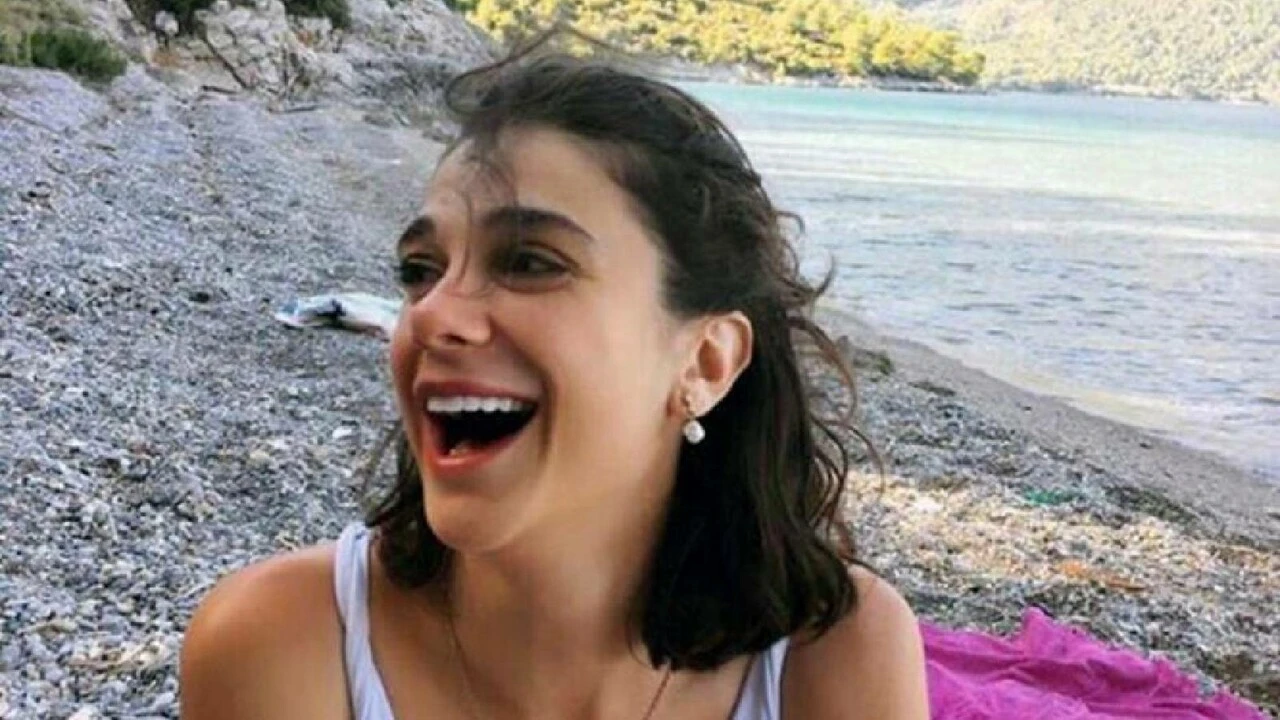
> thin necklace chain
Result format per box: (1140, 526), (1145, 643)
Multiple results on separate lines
(447, 610), (673, 720)
(639, 665), (673, 720)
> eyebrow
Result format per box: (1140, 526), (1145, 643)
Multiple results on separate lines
(484, 205), (596, 244)
(396, 205), (596, 251)
(396, 215), (435, 250)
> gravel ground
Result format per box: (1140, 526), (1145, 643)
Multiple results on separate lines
(852, 469), (1278, 714)
(1, 65), (432, 719)
(817, 330), (1280, 716)
(1, 65), (1276, 718)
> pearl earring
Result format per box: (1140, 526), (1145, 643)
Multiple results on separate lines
(682, 394), (705, 445)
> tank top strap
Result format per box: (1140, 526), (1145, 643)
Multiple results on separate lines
(334, 522), (789, 720)
(731, 636), (790, 720)
(333, 522), (396, 720)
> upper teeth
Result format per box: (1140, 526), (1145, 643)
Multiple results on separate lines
(426, 396), (533, 414)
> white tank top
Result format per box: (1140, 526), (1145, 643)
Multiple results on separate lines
(333, 523), (788, 719)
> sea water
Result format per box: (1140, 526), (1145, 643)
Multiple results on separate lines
(687, 83), (1280, 479)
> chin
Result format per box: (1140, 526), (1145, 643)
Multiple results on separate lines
(411, 423), (541, 556)
(420, 486), (527, 556)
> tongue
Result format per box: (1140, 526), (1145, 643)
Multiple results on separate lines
(448, 439), (480, 457)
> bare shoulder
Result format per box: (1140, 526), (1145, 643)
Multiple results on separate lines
(179, 543), (348, 720)
(782, 567), (929, 720)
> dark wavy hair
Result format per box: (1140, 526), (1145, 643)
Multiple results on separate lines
(365, 30), (872, 672)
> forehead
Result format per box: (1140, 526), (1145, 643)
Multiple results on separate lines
(424, 127), (639, 230)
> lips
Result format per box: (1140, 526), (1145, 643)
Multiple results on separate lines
(413, 380), (540, 479)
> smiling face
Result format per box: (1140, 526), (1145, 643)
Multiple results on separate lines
(389, 127), (695, 554)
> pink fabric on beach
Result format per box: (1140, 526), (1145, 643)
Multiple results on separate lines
(923, 609), (1265, 720)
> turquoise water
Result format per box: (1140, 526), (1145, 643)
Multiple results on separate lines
(686, 83), (1280, 479)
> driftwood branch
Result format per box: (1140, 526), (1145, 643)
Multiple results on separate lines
(199, 33), (251, 91)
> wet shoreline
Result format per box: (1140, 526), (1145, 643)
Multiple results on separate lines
(819, 306), (1279, 715)
(824, 304), (1279, 549)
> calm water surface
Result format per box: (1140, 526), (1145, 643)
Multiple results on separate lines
(686, 83), (1280, 479)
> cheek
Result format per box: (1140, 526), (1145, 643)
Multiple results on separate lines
(388, 324), (429, 461)
(554, 303), (674, 426)
(388, 322), (418, 403)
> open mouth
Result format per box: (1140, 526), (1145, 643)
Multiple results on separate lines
(425, 396), (538, 457)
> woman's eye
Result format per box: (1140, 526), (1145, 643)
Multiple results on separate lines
(396, 258), (444, 289)
(505, 248), (566, 277)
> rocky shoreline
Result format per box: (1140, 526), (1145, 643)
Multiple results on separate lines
(1, 37), (1277, 720)
(1, 61), (437, 718)
(819, 311), (1279, 716)
(657, 59), (1280, 106)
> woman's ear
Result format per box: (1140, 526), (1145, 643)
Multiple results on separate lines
(678, 311), (754, 415)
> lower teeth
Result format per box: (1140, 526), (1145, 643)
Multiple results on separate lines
(448, 440), (476, 456)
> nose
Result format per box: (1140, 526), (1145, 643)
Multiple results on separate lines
(402, 275), (494, 353)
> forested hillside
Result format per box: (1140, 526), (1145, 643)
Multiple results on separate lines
(903, 0), (1280, 101)
(452, 0), (986, 84)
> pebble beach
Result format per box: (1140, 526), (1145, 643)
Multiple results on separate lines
(1, 63), (1276, 719)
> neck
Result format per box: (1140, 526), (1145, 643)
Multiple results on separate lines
(444, 467), (676, 716)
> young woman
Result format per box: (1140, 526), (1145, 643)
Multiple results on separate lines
(180, 43), (928, 720)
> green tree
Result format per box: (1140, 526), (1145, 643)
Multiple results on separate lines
(922, 0), (1279, 100)
(464, 0), (986, 84)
